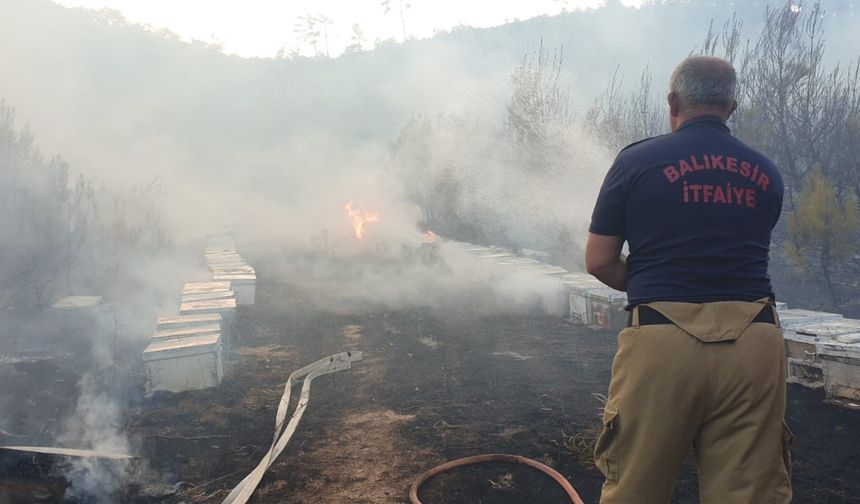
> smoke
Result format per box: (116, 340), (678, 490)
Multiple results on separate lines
(58, 373), (131, 502)
(1, 1), (856, 498)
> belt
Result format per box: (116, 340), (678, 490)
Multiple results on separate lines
(628, 305), (776, 327)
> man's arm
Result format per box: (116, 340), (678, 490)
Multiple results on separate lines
(585, 233), (627, 292)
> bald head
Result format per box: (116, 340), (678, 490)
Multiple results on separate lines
(668, 56), (738, 129)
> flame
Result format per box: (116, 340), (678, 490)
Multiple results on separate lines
(424, 230), (438, 242)
(344, 202), (380, 240)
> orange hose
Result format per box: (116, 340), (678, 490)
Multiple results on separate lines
(409, 453), (585, 504)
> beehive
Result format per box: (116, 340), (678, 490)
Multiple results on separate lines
(143, 334), (223, 394)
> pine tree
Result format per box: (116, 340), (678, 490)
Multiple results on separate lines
(786, 168), (860, 306)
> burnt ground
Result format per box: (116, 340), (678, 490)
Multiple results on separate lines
(2, 254), (860, 503)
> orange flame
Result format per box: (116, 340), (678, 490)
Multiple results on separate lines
(425, 230), (438, 242)
(344, 202), (380, 240)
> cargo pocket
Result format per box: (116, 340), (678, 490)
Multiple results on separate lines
(781, 420), (794, 480)
(594, 405), (620, 482)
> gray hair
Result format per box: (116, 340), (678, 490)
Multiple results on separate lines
(669, 56), (737, 111)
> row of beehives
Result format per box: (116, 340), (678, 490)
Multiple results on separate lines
(141, 233), (257, 395)
(451, 240), (860, 406)
(448, 242), (627, 330)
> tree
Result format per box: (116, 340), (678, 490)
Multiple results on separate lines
(293, 13), (333, 57)
(505, 41), (571, 173)
(380, 0), (410, 42)
(786, 168), (860, 307)
(736, 2), (858, 210)
(345, 23), (367, 53)
(585, 65), (665, 152)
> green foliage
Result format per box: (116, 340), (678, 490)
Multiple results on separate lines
(786, 168), (860, 305)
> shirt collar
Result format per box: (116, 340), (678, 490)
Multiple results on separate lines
(677, 114), (730, 133)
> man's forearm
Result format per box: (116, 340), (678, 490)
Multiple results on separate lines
(590, 258), (628, 292)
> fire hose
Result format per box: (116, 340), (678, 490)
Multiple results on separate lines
(409, 453), (585, 504)
(222, 351), (362, 504)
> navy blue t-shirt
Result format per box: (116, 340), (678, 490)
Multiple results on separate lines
(589, 115), (784, 308)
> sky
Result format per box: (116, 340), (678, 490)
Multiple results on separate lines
(53, 0), (645, 58)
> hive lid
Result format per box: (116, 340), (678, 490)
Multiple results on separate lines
(51, 296), (104, 310)
(180, 298), (238, 315)
(157, 313), (222, 327)
(779, 309), (844, 329)
(206, 252), (245, 263)
(565, 281), (606, 294)
(143, 333), (221, 360)
(528, 266), (569, 276)
(210, 265), (255, 274)
(153, 324), (222, 341)
(497, 260), (541, 268)
(589, 287), (627, 302)
(816, 340), (860, 359)
(796, 319), (860, 338)
(205, 250), (241, 258)
(207, 260), (248, 268)
(212, 273), (257, 282)
(181, 291), (236, 303)
(476, 253), (515, 260)
(183, 281), (232, 293)
(835, 333), (860, 344)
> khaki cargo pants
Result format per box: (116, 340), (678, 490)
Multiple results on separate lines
(594, 299), (793, 503)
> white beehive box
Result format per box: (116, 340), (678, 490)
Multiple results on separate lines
(157, 313), (222, 332)
(206, 254), (244, 264)
(179, 298), (237, 315)
(207, 260), (248, 269)
(209, 265), (256, 276)
(566, 282), (603, 325)
(778, 308), (843, 329)
(560, 273), (603, 324)
(816, 340), (860, 402)
(786, 357), (825, 389)
(496, 257), (541, 267)
(522, 265), (568, 277)
(476, 252), (516, 261)
(589, 288), (628, 331)
(783, 319), (860, 389)
(783, 318), (856, 362)
(795, 319), (860, 341)
(211, 273), (256, 306)
(152, 324), (222, 342)
(180, 298), (237, 346)
(181, 291), (236, 303)
(143, 334), (223, 394)
(182, 282), (232, 295)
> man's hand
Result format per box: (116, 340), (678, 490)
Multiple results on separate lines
(585, 233), (628, 291)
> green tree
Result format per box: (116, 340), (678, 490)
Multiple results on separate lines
(786, 168), (860, 307)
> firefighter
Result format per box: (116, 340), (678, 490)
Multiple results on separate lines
(585, 55), (791, 503)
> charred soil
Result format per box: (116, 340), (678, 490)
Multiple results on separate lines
(2, 254), (860, 503)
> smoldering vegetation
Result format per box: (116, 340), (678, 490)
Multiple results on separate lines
(0, 0), (859, 502)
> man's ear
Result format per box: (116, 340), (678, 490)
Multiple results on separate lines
(727, 99), (738, 119)
(668, 92), (681, 117)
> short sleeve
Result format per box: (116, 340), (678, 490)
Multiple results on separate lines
(589, 158), (628, 237)
(770, 165), (785, 227)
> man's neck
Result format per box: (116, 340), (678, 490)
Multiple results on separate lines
(671, 110), (729, 132)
